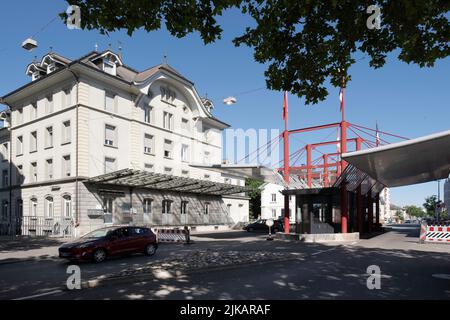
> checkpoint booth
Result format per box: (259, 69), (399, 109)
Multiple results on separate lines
(283, 129), (450, 237)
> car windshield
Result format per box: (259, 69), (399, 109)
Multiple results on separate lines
(81, 228), (114, 239)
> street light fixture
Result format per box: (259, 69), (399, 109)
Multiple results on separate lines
(223, 96), (237, 105)
(22, 38), (38, 51)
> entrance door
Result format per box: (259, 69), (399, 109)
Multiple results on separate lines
(203, 203), (210, 224)
(180, 201), (188, 225)
(162, 200), (172, 225)
(103, 198), (114, 224)
(143, 198), (152, 225)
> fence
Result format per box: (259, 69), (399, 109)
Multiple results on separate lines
(20, 216), (74, 237)
(420, 223), (450, 243)
(153, 228), (190, 243)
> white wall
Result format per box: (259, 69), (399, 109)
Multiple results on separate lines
(260, 183), (295, 222)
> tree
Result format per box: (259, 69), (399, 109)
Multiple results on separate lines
(62, 1), (449, 104)
(423, 195), (438, 216)
(405, 205), (425, 218)
(245, 178), (264, 220)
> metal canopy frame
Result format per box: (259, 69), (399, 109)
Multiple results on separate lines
(86, 169), (249, 196)
(333, 164), (385, 197)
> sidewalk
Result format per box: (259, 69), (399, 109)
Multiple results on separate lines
(0, 237), (71, 264)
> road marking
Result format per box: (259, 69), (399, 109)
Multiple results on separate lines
(310, 247), (337, 256)
(432, 274), (450, 280)
(13, 289), (62, 300)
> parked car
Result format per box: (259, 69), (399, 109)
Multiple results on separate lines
(58, 226), (158, 263)
(243, 219), (284, 233)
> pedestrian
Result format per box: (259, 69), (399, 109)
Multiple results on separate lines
(183, 225), (191, 245)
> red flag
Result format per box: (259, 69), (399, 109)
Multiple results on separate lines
(282, 91), (288, 120)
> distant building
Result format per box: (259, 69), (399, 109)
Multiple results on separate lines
(444, 178), (450, 212)
(379, 188), (391, 223)
(260, 183), (295, 222)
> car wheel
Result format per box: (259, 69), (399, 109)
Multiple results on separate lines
(145, 243), (157, 256)
(92, 248), (107, 263)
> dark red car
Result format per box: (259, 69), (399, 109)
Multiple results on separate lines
(58, 226), (158, 263)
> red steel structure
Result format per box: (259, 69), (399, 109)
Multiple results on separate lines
(279, 86), (408, 234)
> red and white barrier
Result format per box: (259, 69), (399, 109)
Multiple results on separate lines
(422, 225), (450, 243)
(153, 228), (190, 243)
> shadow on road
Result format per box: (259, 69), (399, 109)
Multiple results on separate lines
(0, 237), (68, 253)
(41, 238), (450, 300)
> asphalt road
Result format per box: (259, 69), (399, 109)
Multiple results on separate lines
(2, 226), (450, 300)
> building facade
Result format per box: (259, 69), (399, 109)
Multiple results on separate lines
(0, 50), (249, 237)
(260, 183), (295, 222)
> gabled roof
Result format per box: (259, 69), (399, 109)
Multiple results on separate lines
(133, 63), (193, 84)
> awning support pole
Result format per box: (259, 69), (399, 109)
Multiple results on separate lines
(375, 193), (380, 230)
(368, 194), (374, 233)
(357, 185), (363, 234)
(340, 181), (348, 233)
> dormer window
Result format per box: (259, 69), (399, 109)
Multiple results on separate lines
(103, 59), (116, 75)
(32, 71), (41, 81)
(47, 63), (56, 74)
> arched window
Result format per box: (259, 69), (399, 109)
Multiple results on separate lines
(204, 202), (210, 215)
(45, 196), (54, 218)
(30, 198), (37, 216)
(63, 195), (72, 218)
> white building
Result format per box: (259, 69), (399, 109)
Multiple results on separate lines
(379, 187), (391, 223)
(0, 50), (249, 237)
(259, 183), (295, 223)
(444, 178), (450, 212)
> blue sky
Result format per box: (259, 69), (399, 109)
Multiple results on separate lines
(1, 0), (449, 208)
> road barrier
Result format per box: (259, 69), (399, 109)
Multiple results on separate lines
(420, 224), (450, 243)
(153, 228), (191, 243)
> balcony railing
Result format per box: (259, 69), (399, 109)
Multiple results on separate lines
(19, 216), (74, 237)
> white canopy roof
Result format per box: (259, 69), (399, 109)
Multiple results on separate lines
(342, 129), (450, 187)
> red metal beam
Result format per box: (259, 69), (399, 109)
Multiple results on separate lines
(288, 162), (340, 170)
(306, 144), (312, 188)
(323, 154), (329, 187)
(310, 138), (359, 148)
(282, 92), (290, 234)
(288, 122), (340, 135)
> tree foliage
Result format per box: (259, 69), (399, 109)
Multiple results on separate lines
(245, 178), (264, 219)
(423, 195), (438, 216)
(405, 205), (425, 218)
(62, 0), (450, 104)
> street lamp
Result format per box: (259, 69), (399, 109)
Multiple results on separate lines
(22, 38), (38, 51)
